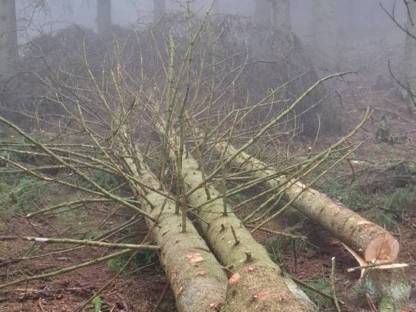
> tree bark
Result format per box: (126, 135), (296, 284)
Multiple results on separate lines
(179, 156), (315, 311)
(0, 0), (18, 78)
(97, 0), (112, 36)
(405, 0), (416, 112)
(215, 142), (400, 264)
(122, 148), (227, 312)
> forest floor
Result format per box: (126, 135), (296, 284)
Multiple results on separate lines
(1, 74), (416, 312)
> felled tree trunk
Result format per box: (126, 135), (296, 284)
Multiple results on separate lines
(121, 148), (227, 312)
(215, 142), (400, 264)
(0, 0), (18, 78)
(179, 156), (315, 312)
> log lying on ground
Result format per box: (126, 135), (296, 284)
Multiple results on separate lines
(179, 155), (316, 312)
(121, 148), (227, 312)
(215, 143), (400, 264)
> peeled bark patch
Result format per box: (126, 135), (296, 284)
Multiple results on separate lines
(181, 157), (315, 312)
(216, 143), (399, 263)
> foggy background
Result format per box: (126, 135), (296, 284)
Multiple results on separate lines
(15, 0), (408, 76)
(16, 1), (407, 36)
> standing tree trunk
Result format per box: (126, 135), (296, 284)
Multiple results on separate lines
(271, 0), (291, 32)
(0, 0), (18, 78)
(97, 0), (112, 36)
(254, 0), (273, 27)
(405, 0), (416, 112)
(212, 0), (220, 14)
(153, 0), (166, 22)
(310, 0), (338, 71)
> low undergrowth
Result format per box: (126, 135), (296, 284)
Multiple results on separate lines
(322, 161), (416, 230)
(107, 250), (158, 276)
(300, 278), (333, 310)
(0, 174), (50, 217)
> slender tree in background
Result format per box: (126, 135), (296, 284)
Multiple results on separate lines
(254, 0), (273, 27)
(212, 0), (220, 14)
(153, 0), (166, 21)
(97, 0), (112, 36)
(405, 0), (416, 112)
(271, 0), (291, 32)
(254, 0), (290, 31)
(0, 0), (18, 78)
(251, 0), (274, 65)
(310, 0), (338, 71)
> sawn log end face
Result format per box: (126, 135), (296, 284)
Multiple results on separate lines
(365, 233), (400, 263)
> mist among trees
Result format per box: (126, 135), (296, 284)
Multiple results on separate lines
(0, 1), (415, 312)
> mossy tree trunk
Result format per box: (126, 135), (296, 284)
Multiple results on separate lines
(179, 156), (315, 312)
(121, 146), (227, 312)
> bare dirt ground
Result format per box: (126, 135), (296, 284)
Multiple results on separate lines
(1, 75), (415, 311)
(0, 214), (176, 312)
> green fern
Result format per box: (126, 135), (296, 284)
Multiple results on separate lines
(92, 296), (102, 312)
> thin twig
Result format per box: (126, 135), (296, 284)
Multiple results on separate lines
(331, 257), (342, 312)
(25, 237), (159, 251)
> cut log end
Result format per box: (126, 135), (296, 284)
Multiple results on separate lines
(365, 234), (400, 263)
